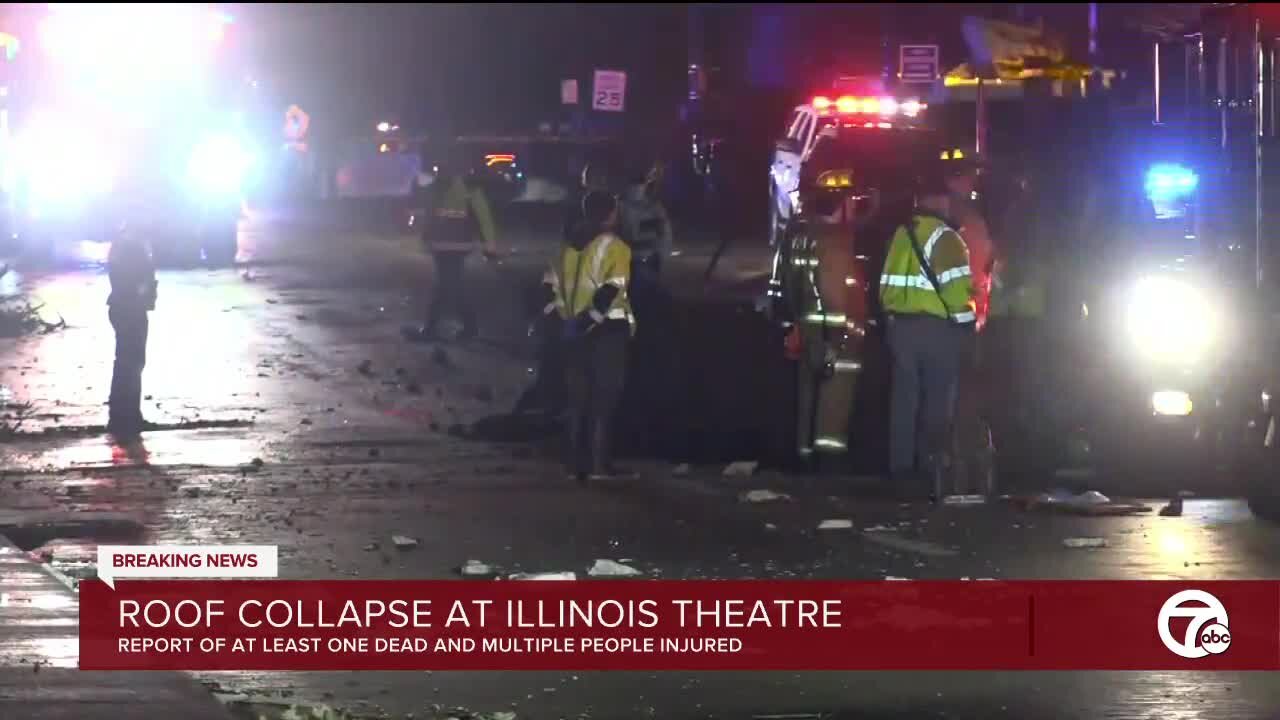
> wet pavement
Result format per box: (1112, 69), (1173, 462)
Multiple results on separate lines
(2, 207), (1280, 718)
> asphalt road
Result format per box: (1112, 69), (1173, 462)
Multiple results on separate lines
(2, 206), (1280, 719)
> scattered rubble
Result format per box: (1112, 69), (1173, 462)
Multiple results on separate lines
(509, 572), (576, 581)
(459, 560), (494, 577)
(739, 489), (791, 504)
(391, 535), (418, 550)
(586, 559), (642, 577)
(941, 494), (986, 506)
(1160, 497), (1184, 517)
(723, 461), (759, 477)
(817, 519), (853, 530)
(1063, 537), (1109, 549)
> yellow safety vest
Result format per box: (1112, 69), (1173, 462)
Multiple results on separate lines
(547, 232), (635, 333)
(879, 214), (976, 323)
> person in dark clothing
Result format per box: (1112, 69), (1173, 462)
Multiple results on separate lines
(106, 230), (158, 437)
(545, 191), (637, 482)
(420, 149), (499, 341)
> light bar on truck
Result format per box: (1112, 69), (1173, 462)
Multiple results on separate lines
(812, 95), (926, 118)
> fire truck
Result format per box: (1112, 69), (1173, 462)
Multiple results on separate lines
(0, 4), (255, 266)
(762, 12), (1278, 502)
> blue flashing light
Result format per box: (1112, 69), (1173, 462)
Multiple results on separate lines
(1145, 163), (1198, 201)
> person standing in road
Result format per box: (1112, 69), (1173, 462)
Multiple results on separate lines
(546, 190), (637, 482)
(879, 169), (977, 501)
(107, 227), (158, 437)
(619, 160), (673, 284)
(420, 148), (500, 341)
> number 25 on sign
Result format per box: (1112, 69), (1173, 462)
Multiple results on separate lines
(592, 70), (626, 112)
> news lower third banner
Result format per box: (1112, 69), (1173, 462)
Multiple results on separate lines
(79, 579), (1278, 671)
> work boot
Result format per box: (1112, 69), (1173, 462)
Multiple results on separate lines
(588, 418), (637, 481)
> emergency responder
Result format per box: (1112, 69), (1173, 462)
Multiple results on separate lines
(512, 159), (617, 417)
(547, 190), (637, 482)
(420, 149), (500, 341)
(107, 227), (158, 437)
(879, 169), (976, 501)
(942, 151), (998, 495)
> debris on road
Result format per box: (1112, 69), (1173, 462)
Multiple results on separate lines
(739, 489), (791, 503)
(391, 535), (418, 550)
(1063, 537), (1109, 549)
(942, 494), (987, 506)
(459, 560), (494, 577)
(587, 559), (642, 577)
(817, 519), (853, 530)
(1160, 497), (1184, 517)
(671, 463), (691, 477)
(1009, 489), (1150, 516)
(509, 572), (576, 581)
(863, 524), (896, 533)
(357, 359), (374, 375)
(431, 347), (453, 368)
(861, 532), (957, 557)
(363, 542), (379, 552)
(884, 576), (912, 581)
(723, 461), (759, 477)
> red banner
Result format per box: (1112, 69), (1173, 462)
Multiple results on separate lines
(78, 580), (1279, 671)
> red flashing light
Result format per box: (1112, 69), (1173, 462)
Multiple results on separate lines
(812, 96), (832, 111)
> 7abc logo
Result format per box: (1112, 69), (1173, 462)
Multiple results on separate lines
(1158, 589), (1231, 659)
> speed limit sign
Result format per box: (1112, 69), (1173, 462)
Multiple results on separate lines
(592, 70), (626, 112)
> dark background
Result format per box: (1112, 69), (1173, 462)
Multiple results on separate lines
(236, 3), (1182, 141)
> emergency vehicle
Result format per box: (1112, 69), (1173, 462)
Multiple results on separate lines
(0, 4), (254, 266)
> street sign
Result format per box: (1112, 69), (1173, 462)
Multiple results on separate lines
(561, 79), (578, 105)
(591, 69), (626, 112)
(899, 44), (939, 83)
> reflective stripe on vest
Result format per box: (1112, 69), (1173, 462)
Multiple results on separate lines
(880, 220), (973, 323)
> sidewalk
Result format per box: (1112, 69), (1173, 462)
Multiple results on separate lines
(0, 536), (233, 720)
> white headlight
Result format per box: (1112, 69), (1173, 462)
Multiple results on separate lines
(188, 134), (253, 195)
(1126, 277), (1216, 362)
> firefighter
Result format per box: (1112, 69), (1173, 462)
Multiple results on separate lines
(107, 226), (158, 437)
(547, 190), (637, 482)
(421, 148), (500, 341)
(879, 168), (976, 501)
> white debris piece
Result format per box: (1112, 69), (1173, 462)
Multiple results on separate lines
(723, 461), (759, 477)
(942, 494), (987, 506)
(863, 524), (896, 532)
(1062, 537), (1108, 549)
(884, 576), (912, 581)
(671, 463), (691, 477)
(1073, 490), (1110, 505)
(739, 489), (791, 503)
(587, 559), (642, 577)
(817, 519), (854, 530)
(509, 572), (576, 581)
(460, 560), (494, 577)
(392, 535), (418, 550)
(764, 523), (778, 531)
(488, 713), (517, 720)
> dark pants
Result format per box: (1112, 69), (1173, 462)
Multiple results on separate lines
(426, 251), (476, 337)
(108, 306), (149, 429)
(563, 323), (629, 474)
(625, 253), (676, 455)
(886, 314), (967, 475)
